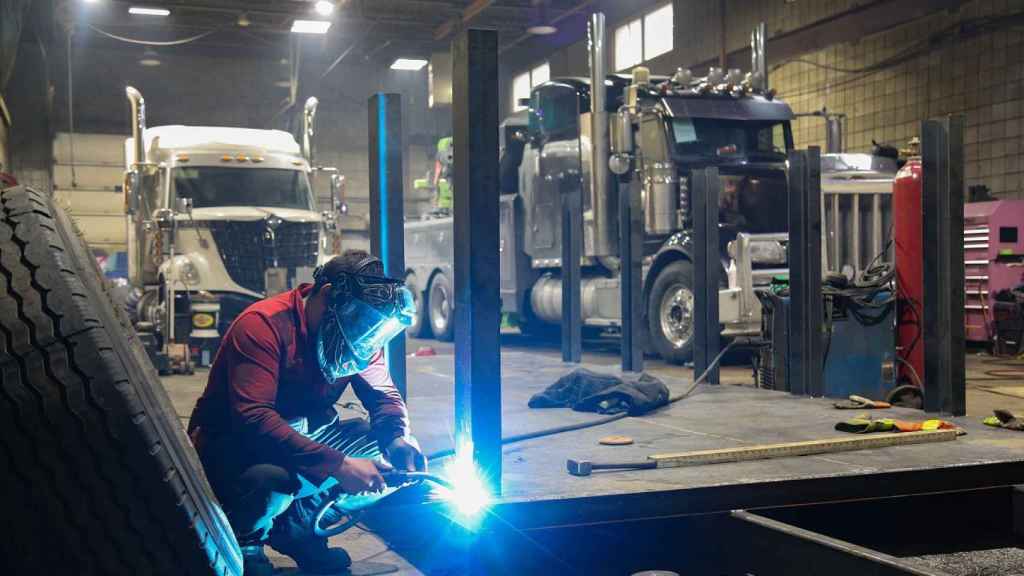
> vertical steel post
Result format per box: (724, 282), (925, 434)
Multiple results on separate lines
(619, 176), (645, 372)
(921, 115), (966, 416)
(692, 167), (721, 385)
(561, 170), (582, 363)
(368, 92), (406, 399)
(787, 148), (824, 397)
(452, 28), (502, 495)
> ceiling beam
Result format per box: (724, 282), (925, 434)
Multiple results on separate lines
(433, 0), (494, 41)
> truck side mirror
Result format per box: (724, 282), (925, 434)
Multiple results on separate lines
(330, 173), (347, 213)
(609, 110), (635, 176)
(175, 196), (193, 215)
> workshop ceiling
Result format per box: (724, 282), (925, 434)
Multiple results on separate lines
(65, 0), (595, 63)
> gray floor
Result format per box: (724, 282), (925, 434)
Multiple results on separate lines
(162, 335), (1024, 575)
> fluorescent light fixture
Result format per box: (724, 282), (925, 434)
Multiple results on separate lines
(526, 24), (557, 35)
(390, 58), (428, 71)
(314, 0), (335, 16)
(129, 6), (170, 16)
(291, 19), (332, 34)
(138, 48), (161, 67)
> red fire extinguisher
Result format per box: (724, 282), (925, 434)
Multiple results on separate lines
(894, 158), (924, 390)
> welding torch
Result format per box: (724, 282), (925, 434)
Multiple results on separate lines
(312, 470), (454, 538)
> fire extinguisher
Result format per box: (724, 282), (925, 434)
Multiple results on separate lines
(893, 158), (924, 390)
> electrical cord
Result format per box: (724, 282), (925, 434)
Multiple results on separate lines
(87, 23), (222, 46)
(424, 340), (746, 462)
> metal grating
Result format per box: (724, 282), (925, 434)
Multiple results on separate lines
(207, 220), (319, 294)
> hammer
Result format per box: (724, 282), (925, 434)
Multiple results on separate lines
(566, 459), (656, 477)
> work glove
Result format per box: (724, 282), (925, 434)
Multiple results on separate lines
(386, 436), (427, 472)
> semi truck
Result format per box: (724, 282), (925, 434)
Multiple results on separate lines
(122, 87), (342, 370)
(405, 19), (793, 363)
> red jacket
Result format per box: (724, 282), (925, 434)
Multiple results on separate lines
(187, 284), (409, 484)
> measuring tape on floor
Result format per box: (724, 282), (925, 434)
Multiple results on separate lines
(647, 429), (959, 468)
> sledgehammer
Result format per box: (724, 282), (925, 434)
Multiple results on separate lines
(566, 459), (656, 476)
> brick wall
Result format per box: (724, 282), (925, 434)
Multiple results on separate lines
(770, 0), (1024, 198)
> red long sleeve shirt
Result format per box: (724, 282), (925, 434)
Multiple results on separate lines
(187, 284), (410, 485)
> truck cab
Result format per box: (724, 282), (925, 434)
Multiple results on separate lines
(123, 88), (338, 370)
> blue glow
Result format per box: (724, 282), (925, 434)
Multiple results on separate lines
(377, 93), (388, 272)
(437, 440), (492, 528)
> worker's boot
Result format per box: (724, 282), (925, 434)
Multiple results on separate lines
(271, 536), (352, 575)
(241, 544), (275, 576)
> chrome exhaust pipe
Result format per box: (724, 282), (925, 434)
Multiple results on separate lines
(125, 86), (146, 166)
(303, 96), (319, 165)
(588, 12), (616, 256)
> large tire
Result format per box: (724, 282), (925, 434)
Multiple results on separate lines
(647, 260), (696, 365)
(427, 271), (454, 342)
(0, 186), (241, 575)
(405, 271), (430, 338)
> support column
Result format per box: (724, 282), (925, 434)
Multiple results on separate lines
(368, 92), (406, 399)
(619, 177), (644, 372)
(561, 170), (582, 363)
(452, 28), (502, 495)
(692, 167), (721, 385)
(921, 115), (966, 416)
(787, 147), (824, 397)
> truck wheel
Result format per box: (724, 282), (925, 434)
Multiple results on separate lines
(647, 260), (696, 365)
(428, 272), (454, 341)
(0, 186), (242, 575)
(406, 272), (429, 338)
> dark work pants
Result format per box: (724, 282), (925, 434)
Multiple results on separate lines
(199, 417), (381, 547)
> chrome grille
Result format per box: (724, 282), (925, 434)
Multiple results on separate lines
(208, 220), (319, 293)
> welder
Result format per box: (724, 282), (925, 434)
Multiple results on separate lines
(187, 250), (425, 576)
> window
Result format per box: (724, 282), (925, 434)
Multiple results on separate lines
(173, 167), (314, 210)
(529, 84), (580, 140)
(669, 118), (788, 160)
(615, 18), (642, 71)
(643, 4), (673, 60)
(615, 4), (674, 71)
(512, 61), (551, 111)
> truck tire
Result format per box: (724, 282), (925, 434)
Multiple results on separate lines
(0, 186), (242, 576)
(428, 272), (454, 342)
(647, 260), (696, 365)
(405, 272), (429, 338)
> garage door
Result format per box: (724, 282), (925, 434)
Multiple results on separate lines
(52, 132), (127, 255)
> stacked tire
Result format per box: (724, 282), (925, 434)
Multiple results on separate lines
(0, 186), (241, 575)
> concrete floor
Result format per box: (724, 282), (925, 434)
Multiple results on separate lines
(162, 335), (1024, 575)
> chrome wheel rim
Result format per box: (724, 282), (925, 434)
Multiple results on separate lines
(430, 281), (450, 333)
(659, 284), (694, 349)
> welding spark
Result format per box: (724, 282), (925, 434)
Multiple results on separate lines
(439, 441), (491, 522)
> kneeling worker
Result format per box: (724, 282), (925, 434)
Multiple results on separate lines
(187, 250), (425, 575)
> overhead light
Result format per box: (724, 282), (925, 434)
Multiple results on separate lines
(82, 0), (101, 4)
(129, 6), (171, 16)
(526, 1), (557, 35)
(527, 24), (557, 35)
(291, 19), (332, 34)
(274, 79), (292, 88)
(314, 1), (335, 16)
(138, 48), (161, 67)
(391, 58), (428, 71)
(237, 13), (251, 27)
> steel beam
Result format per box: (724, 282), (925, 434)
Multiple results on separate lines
(619, 176), (644, 372)
(368, 92), (407, 399)
(561, 169), (582, 363)
(730, 510), (948, 575)
(452, 28), (502, 495)
(921, 116), (966, 416)
(787, 148), (824, 397)
(692, 167), (721, 384)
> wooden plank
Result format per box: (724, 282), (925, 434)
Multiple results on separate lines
(649, 430), (958, 468)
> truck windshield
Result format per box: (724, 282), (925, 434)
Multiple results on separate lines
(173, 167), (314, 210)
(670, 118), (788, 160)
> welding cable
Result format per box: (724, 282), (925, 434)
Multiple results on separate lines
(425, 339), (746, 462)
(87, 24), (222, 46)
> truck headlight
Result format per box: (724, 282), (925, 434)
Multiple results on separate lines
(180, 259), (200, 285)
(748, 239), (787, 265)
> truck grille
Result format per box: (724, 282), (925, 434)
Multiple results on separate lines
(207, 220), (319, 293)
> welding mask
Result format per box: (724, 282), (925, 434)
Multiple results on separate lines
(315, 257), (416, 380)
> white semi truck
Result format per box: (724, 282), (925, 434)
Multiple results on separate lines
(123, 87), (342, 370)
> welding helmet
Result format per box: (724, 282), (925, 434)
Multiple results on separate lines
(314, 256), (416, 380)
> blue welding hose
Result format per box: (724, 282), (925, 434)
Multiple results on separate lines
(425, 339), (748, 462)
(312, 471), (454, 538)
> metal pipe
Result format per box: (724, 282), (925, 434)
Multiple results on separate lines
(303, 96), (319, 165)
(588, 12), (615, 256)
(125, 86), (146, 166)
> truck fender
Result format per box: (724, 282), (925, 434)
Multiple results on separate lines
(643, 232), (694, 316)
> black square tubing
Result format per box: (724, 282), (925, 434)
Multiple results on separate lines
(921, 116), (966, 416)
(368, 93), (406, 399)
(619, 174), (645, 373)
(561, 168), (583, 363)
(787, 147), (823, 398)
(451, 28), (502, 496)
(691, 167), (721, 385)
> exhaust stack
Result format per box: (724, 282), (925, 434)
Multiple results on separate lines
(125, 86), (146, 166)
(588, 12), (616, 257)
(303, 97), (319, 166)
(750, 22), (767, 91)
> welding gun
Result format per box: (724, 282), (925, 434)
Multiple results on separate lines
(312, 470), (453, 538)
